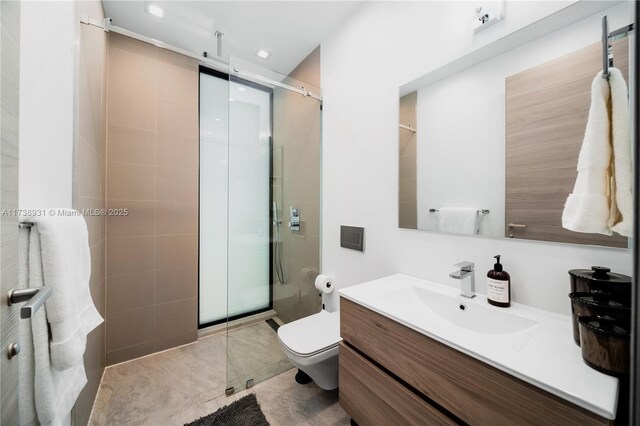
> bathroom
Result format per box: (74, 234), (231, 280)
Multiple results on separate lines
(0, 0), (638, 425)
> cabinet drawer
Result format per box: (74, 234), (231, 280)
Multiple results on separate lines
(339, 342), (456, 426)
(340, 298), (610, 426)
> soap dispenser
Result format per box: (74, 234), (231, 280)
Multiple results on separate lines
(487, 255), (510, 307)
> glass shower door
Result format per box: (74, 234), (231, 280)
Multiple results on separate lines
(199, 68), (275, 328)
(226, 56), (322, 393)
(226, 64), (275, 392)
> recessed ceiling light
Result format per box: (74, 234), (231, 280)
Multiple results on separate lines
(148, 4), (164, 18)
(238, 87), (246, 92)
(256, 49), (271, 59)
(229, 98), (235, 102)
(215, 118), (221, 122)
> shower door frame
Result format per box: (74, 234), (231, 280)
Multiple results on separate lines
(197, 65), (275, 329)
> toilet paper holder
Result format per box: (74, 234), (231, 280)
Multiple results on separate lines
(315, 274), (334, 294)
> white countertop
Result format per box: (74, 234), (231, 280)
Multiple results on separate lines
(338, 273), (619, 420)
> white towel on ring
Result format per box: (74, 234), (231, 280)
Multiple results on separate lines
(23, 210), (103, 371)
(19, 225), (90, 426)
(19, 210), (103, 425)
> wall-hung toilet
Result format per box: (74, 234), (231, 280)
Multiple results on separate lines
(277, 310), (341, 390)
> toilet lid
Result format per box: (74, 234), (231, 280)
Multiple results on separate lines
(278, 310), (341, 357)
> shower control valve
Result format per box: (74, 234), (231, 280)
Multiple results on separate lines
(289, 207), (300, 232)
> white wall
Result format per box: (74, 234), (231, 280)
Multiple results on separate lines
(416, 1), (629, 237)
(321, 0), (633, 315)
(19, 1), (76, 209)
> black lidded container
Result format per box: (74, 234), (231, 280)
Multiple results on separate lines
(568, 266), (631, 305)
(568, 291), (631, 346)
(578, 315), (630, 376)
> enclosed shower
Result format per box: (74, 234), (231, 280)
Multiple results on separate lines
(199, 53), (323, 393)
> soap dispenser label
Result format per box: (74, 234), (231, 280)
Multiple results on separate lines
(487, 278), (509, 303)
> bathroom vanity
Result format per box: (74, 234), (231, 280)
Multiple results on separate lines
(338, 275), (618, 425)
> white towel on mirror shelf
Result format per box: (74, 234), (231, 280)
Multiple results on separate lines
(562, 71), (612, 235)
(608, 68), (633, 237)
(438, 207), (478, 235)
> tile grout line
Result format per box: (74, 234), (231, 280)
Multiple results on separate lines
(153, 43), (158, 353)
(106, 295), (198, 318)
(103, 28), (111, 386)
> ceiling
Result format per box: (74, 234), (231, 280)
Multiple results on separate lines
(102, 1), (361, 75)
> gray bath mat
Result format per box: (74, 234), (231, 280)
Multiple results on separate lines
(184, 394), (270, 426)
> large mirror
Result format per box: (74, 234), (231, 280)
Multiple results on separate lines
(398, 1), (633, 248)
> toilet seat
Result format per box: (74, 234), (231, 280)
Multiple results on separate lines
(277, 310), (341, 357)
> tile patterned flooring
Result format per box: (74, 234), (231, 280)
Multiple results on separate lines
(89, 321), (350, 425)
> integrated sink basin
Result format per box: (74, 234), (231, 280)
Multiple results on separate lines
(383, 285), (538, 334)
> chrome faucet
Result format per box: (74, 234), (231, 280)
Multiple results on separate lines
(449, 261), (476, 298)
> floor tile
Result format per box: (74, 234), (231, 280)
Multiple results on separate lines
(89, 321), (349, 425)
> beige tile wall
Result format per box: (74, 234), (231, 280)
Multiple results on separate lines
(105, 33), (198, 365)
(398, 92), (417, 229)
(73, 1), (108, 424)
(272, 47), (323, 323)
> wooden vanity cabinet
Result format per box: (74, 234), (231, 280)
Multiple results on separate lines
(338, 297), (613, 426)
